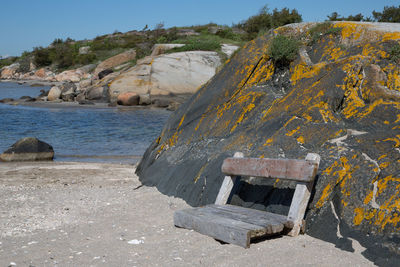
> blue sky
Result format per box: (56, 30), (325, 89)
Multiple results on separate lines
(1, 0), (399, 57)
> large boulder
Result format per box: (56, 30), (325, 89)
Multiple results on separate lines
(55, 69), (82, 82)
(136, 22), (400, 264)
(60, 82), (77, 102)
(0, 137), (54, 162)
(47, 86), (62, 101)
(108, 51), (221, 102)
(85, 85), (108, 101)
(55, 66), (92, 83)
(79, 46), (90, 54)
(117, 92), (139, 106)
(94, 49), (136, 77)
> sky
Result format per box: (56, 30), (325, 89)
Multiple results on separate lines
(1, 0), (399, 57)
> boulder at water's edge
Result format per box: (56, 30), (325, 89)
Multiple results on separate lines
(0, 137), (54, 162)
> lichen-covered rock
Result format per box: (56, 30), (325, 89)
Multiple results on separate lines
(0, 137), (54, 162)
(137, 22), (400, 264)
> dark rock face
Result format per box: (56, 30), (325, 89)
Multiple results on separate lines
(136, 22), (400, 264)
(60, 82), (77, 102)
(38, 89), (49, 97)
(0, 137), (54, 162)
(98, 68), (113, 79)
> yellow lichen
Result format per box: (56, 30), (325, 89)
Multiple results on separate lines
(290, 62), (327, 85)
(263, 138), (273, 146)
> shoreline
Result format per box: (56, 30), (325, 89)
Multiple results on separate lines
(0, 78), (62, 87)
(0, 161), (374, 266)
(0, 79), (190, 110)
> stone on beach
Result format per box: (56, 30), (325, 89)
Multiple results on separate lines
(85, 85), (108, 101)
(0, 137), (54, 162)
(117, 92), (139, 106)
(47, 86), (62, 101)
(60, 82), (77, 102)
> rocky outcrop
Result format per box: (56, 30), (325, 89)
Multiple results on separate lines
(108, 51), (221, 102)
(79, 46), (90, 54)
(0, 137), (54, 162)
(1, 63), (20, 79)
(94, 49), (136, 77)
(136, 22), (400, 264)
(55, 67), (92, 82)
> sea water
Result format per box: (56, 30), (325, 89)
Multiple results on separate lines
(0, 82), (170, 164)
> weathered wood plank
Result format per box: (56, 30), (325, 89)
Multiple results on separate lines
(215, 152), (243, 205)
(174, 208), (258, 248)
(221, 157), (318, 182)
(287, 153), (321, 236)
(207, 205), (286, 235)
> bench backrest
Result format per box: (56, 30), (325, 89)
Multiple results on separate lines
(221, 157), (318, 182)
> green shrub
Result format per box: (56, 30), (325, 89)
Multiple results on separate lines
(308, 22), (342, 44)
(76, 53), (97, 65)
(33, 47), (52, 67)
(156, 36), (168, 43)
(389, 43), (400, 62)
(373, 5), (400, 22)
(268, 35), (299, 67)
(237, 5), (302, 40)
(17, 56), (31, 72)
(168, 39), (220, 53)
(0, 57), (18, 68)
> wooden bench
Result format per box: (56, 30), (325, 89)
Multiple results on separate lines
(174, 152), (320, 248)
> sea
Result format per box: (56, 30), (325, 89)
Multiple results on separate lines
(0, 82), (171, 164)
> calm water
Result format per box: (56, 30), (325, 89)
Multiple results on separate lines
(0, 82), (170, 163)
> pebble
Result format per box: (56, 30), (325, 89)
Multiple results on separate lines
(9, 262), (16, 266)
(127, 239), (144, 245)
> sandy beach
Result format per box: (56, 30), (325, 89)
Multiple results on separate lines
(0, 162), (374, 266)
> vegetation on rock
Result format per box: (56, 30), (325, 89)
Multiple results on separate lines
(268, 35), (299, 67)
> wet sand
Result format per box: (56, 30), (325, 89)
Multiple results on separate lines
(0, 162), (373, 266)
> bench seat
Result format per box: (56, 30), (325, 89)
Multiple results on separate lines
(174, 204), (289, 248)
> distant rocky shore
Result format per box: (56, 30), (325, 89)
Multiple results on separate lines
(0, 43), (239, 110)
